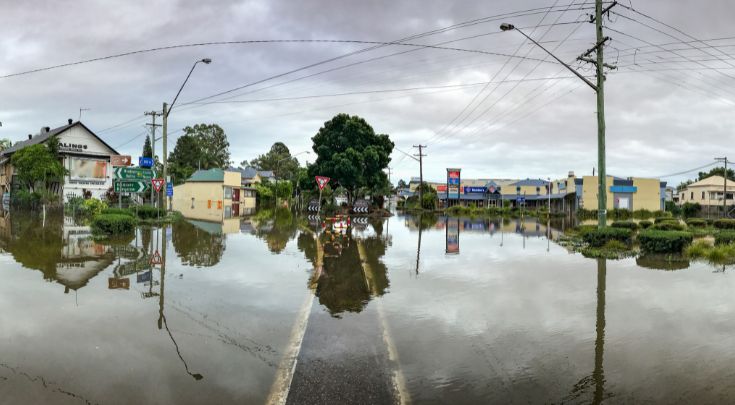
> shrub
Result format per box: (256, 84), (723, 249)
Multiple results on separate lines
(80, 198), (107, 217)
(681, 202), (701, 218)
(653, 210), (673, 219)
(632, 209), (653, 219)
(134, 205), (165, 220)
(652, 221), (686, 231)
(91, 214), (138, 234)
(609, 208), (632, 220)
(603, 239), (628, 250)
(638, 230), (693, 253)
(715, 231), (735, 245)
(685, 218), (707, 228)
(101, 208), (135, 217)
(713, 219), (735, 229)
(639, 220), (653, 229)
(655, 217), (679, 224)
(685, 239), (711, 259)
(611, 221), (638, 230)
(582, 227), (632, 247)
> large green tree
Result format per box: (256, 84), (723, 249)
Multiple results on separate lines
(11, 137), (67, 193)
(0, 139), (11, 152)
(168, 123), (230, 184)
(142, 135), (153, 158)
(245, 142), (301, 180)
(308, 114), (393, 205)
(698, 167), (735, 182)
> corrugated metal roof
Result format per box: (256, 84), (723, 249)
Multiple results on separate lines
(0, 121), (119, 157)
(188, 168), (225, 182)
(511, 178), (550, 187)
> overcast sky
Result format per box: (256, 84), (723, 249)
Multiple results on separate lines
(1, 0), (734, 186)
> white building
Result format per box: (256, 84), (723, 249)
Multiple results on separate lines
(0, 120), (120, 202)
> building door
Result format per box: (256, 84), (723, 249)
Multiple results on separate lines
(232, 203), (240, 217)
(618, 196), (630, 210)
(233, 188), (240, 202)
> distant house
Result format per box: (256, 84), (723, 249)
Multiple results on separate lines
(0, 120), (119, 202)
(678, 175), (735, 207)
(172, 168), (256, 221)
(228, 166), (276, 187)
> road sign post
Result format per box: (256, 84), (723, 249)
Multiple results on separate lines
(315, 176), (330, 213)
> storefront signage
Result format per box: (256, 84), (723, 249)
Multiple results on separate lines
(59, 143), (88, 153)
(464, 186), (487, 194)
(447, 168), (461, 200)
(445, 217), (460, 254)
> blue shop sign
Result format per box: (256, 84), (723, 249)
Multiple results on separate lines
(464, 186), (487, 194)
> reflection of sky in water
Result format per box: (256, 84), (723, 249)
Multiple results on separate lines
(0, 211), (734, 403)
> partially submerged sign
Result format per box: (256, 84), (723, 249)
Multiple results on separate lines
(353, 199), (370, 214)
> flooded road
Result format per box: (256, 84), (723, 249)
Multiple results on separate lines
(1, 209), (734, 404)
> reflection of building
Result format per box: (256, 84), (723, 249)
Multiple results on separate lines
(172, 168), (255, 221)
(0, 120), (119, 202)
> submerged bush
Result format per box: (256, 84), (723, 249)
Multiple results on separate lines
(652, 221), (686, 231)
(91, 214), (138, 234)
(639, 220), (653, 229)
(582, 227), (632, 247)
(686, 240), (735, 264)
(685, 218), (707, 228)
(101, 207), (135, 217)
(638, 230), (693, 253)
(134, 205), (165, 220)
(611, 221), (638, 230)
(714, 219), (735, 230)
(715, 231), (735, 245)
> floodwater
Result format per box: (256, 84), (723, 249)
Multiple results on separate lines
(0, 209), (734, 404)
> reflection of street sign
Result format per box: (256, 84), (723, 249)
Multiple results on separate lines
(166, 182), (173, 197)
(150, 250), (162, 265)
(315, 176), (330, 190)
(137, 271), (152, 283)
(110, 155), (132, 166)
(114, 167), (154, 180)
(516, 197), (525, 203)
(108, 278), (130, 290)
(139, 156), (154, 168)
(114, 181), (149, 193)
(152, 178), (165, 192)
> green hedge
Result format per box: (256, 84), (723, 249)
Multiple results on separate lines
(91, 214), (138, 234)
(611, 221), (638, 230)
(715, 231), (735, 245)
(134, 205), (165, 220)
(655, 217), (679, 224)
(638, 230), (693, 253)
(101, 208), (135, 217)
(685, 218), (707, 228)
(582, 227), (632, 247)
(652, 221), (686, 231)
(639, 220), (653, 229)
(714, 219), (735, 229)
(632, 209), (653, 219)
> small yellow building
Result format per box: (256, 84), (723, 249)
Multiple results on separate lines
(678, 175), (735, 207)
(578, 175), (665, 211)
(172, 169), (256, 222)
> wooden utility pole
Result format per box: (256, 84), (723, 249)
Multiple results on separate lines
(413, 145), (427, 208)
(162, 102), (169, 211)
(594, 0), (607, 228)
(145, 110), (162, 206)
(716, 157), (728, 216)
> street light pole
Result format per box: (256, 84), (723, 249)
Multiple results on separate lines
(161, 58), (212, 211)
(501, 0), (615, 228)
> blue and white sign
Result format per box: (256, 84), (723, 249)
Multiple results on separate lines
(464, 186), (487, 194)
(166, 182), (173, 197)
(137, 271), (152, 284)
(139, 156), (154, 168)
(516, 196), (526, 203)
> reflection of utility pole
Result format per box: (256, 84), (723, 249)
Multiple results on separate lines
(415, 215), (423, 275)
(593, 258), (607, 403)
(157, 224), (203, 381)
(413, 145), (427, 207)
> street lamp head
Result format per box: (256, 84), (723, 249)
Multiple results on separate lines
(201, 58), (212, 64)
(499, 23), (515, 31)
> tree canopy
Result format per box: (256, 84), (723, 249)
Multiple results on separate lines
(698, 167), (735, 182)
(168, 123), (230, 184)
(0, 139), (11, 152)
(308, 114), (393, 204)
(246, 142), (301, 180)
(11, 137), (67, 193)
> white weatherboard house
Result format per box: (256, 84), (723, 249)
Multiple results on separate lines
(0, 120), (120, 202)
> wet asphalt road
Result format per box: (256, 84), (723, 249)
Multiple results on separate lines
(286, 303), (398, 405)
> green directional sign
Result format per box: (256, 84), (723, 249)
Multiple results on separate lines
(114, 167), (154, 180)
(114, 180), (149, 193)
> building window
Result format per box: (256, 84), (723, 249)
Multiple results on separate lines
(224, 187), (232, 199)
(224, 205), (232, 219)
(516, 186), (520, 194)
(191, 197), (195, 209)
(702, 191), (705, 200)
(691, 191), (694, 200)
(536, 187), (540, 195)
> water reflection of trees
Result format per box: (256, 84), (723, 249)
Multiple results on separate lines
(252, 208), (302, 253)
(172, 220), (226, 268)
(636, 254), (690, 271)
(4, 212), (65, 278)
(298, 220), (390, 317)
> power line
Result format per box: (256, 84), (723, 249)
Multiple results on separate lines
(654, 161), (718, 178)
